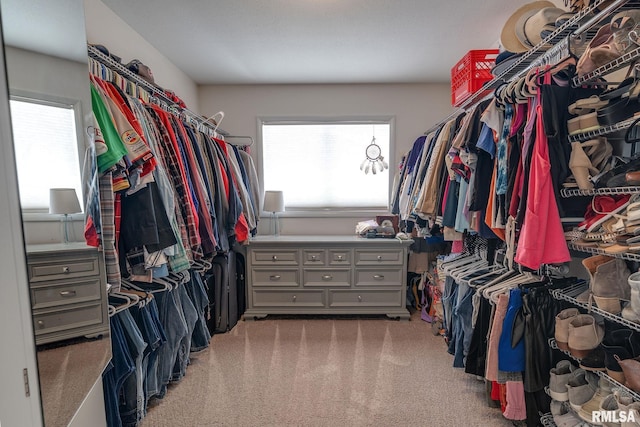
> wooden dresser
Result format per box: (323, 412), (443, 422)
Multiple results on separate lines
(26, 243), (109, 345)
(245, 235), (412, 320)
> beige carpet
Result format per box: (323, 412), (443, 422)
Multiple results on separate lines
(141, 313), (514, 427)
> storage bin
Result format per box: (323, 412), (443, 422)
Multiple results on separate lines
(450, 49), (499, 107)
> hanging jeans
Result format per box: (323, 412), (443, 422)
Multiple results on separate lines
(117, 309), (147, 427)
(144, 298), (167, 404)
(187, 271), (212, 352)
(129, 300), (166, 416)
(103, 315), (135, 427)
(171, 283), (199, 382)
(154, 288), (188, 398)
(442, 276), (457, 347)
(449, 281), (475, 368)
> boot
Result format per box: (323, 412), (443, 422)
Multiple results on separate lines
(555, 308), (580, 351)
(623, 273), (640, 323)
(568, 314), (605, 359)
(602, 329), (636, 384)
(582, 255), (631, 314)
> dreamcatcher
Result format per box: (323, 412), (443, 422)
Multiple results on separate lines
(360, 136), (389, 175)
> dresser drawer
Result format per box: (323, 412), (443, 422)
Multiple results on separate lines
(251, 250), (299, 265)
(31, 277), (103, 309)
(355, 268), (403, 287)
(303, 269), (351, 287)
(251, 269), (299, 287)
(328, 289), (402, 307)
(28, 256), (100, 282)
(252, 289), (325, 307)
(303, 250), (326, 266)
(329, 249), (351, 265)
(355, 249), (403, 265)
(33, 303), (104, 336)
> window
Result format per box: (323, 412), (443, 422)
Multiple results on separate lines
(261, 119), (391, 211)
(9, 98), (83, 211)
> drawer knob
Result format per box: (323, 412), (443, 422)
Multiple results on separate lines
(37, 320), (45, 328)
(321, 275), (333, 281)
(292, 295), (297, 302)
(311, 255), (317, 261)
(337, 255), (344, 261)
(269, 275), (281, 281)
(62, 266), (70, 273)
(59, 290), (77, 297)
(377, 255), (383, 261)
(373, 274), (385, 280)
(272, 255), (278, 261)
(358, 295), (362, 302)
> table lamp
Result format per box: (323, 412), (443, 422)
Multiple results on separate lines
(49, 188), (81, 243)
(263, 190), (284, 236)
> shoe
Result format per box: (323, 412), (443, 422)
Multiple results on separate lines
(602, 329), (638, 384)
(615, 354), (640, 392)
(568, 314), (605, 359)
(580, 346), (606, 372)
(553, 403), (583, 427)
(556, 308), (580, 351)
(567, 368), (599, 412)
(550, 360), (577, 401)
(578, 378), (614, 425)
(578, 24), (617, 77)
(569, 141), (600, 189)
(610, 10), (640, 55)
(622, 401), (640, 426)
(589, 138), (614, 172)
(582, 255), (631, 315)
(579, 390), (611, 425)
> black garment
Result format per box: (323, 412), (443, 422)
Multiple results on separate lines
(119, 182), (178, 275)
(464, 295), (492, 377)
(540, 83), (572, 218)
(442, 179), (460, 228)
(515, 125), (537, 230)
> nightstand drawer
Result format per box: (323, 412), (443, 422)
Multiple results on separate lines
(329, 250), (351, 265)
(31, 277), (102, 309)
(328, 289), (402, 307)
(252, 269), (299, 287)
(28, 257), (100, 282)
(303, 269), (351, 287)
(252, 289), (325, 307)
(355, 269), (403, 287)
(355, 250), (403, 265)
(303, 250), (326, 265)
(33, 303), (104, 336)
(251, 250), (299, 265)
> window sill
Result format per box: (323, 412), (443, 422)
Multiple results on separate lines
(21, 212), (84, 222)
(261, 209), (392, 219)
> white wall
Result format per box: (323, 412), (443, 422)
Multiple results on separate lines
(198, 83), (453, 234)
(83, 0), (199, 110)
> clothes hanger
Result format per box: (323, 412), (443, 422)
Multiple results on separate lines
(449, 258), (490, 281)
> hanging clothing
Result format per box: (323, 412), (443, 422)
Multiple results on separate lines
(514, 71), (571, 270)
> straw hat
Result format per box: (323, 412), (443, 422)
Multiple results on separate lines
(500, 1), (555, 53)
(516, 7), (566, 49)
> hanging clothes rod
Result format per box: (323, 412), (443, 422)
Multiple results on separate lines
(87, 44), (232, 139)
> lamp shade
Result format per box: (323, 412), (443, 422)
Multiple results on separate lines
(49, 188), (81, 215)
(263, 190), (284, 213)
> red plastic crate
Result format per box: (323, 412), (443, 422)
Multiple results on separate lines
(451, 49), (499, 107)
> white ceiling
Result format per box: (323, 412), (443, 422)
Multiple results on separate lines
(99, 0), (546, 85)
(0, 0), (563, 85)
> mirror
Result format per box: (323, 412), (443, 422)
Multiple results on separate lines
(0, 0), (112, 426)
